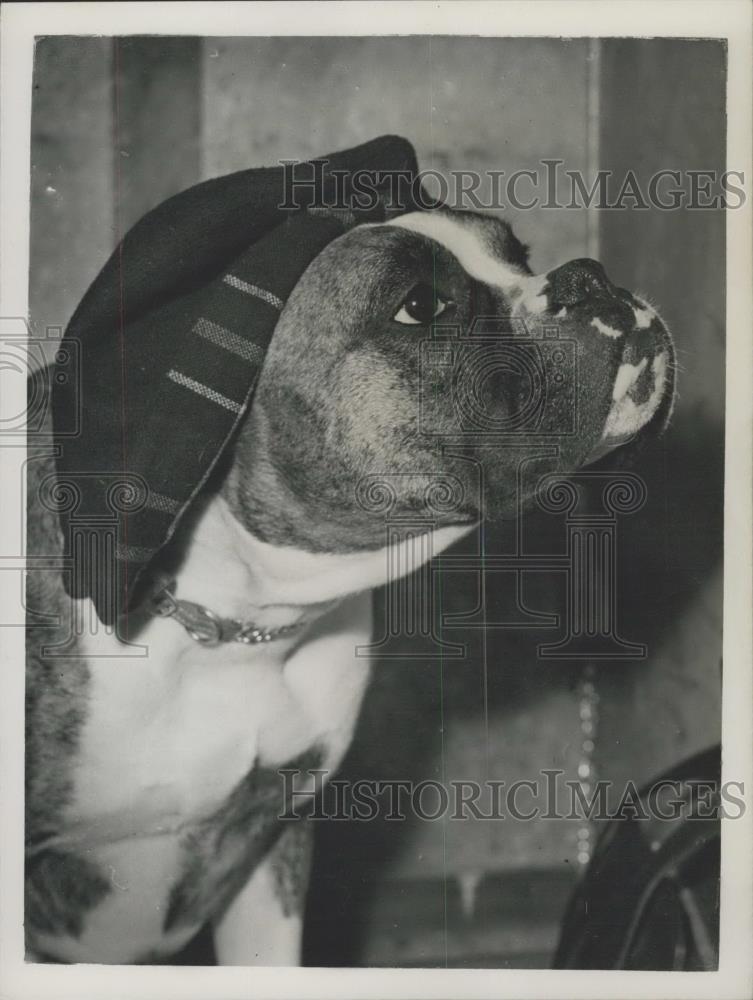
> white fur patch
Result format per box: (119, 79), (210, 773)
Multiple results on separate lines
(612, 357), (648, 402)
(520, 273), (550, 314)
(633, 305), (655, 329)
(603, 352), (667, 439)
(387, 211), (527, 291)
(591, 317), (622, 339)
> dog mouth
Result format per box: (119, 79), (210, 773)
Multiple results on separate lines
(585, 310), (676, 465)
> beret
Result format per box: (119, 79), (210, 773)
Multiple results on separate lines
(52, 135), (422, 625)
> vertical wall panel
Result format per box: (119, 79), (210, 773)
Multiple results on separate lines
(113, 37), (201, 232)
(29, 37), (114, 361)
(594, 38), (725, 796)
(599, 39), (726, 423)
(201, 36), (591, 271)
(28, 37), (203, 364)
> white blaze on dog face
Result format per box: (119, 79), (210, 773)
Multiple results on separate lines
(387, 210), (552, 316)
(387, 210), (530, 292)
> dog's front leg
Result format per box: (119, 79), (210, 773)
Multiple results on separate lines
(212, 820), (314, 966)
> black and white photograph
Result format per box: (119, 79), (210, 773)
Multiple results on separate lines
(1, 2), (751, 998)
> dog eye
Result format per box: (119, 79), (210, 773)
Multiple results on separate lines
(393, 284), (449, 325)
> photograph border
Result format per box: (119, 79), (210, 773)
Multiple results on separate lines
(1, 3), (751, 998)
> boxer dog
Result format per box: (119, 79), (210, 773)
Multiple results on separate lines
(25, 137), (675, 965)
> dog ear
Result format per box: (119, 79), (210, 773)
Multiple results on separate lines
(52, 136), (421, 625)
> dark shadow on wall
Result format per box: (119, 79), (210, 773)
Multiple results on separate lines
(304, 410), (723, 967)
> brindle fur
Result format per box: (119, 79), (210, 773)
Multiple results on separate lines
(164, 748), (321, 932)
(269, 819), (316, 919)
(26, 446), (105, 940)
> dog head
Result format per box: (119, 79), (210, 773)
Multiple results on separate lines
(53, 136), (675, 620)
(223, 206), (675, 551)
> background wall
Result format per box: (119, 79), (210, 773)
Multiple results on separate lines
(29, 36), (725, 967)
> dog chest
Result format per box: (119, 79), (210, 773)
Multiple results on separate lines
(26, 593), (372, 962)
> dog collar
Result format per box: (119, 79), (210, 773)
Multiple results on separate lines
(146, 577), (304, 647)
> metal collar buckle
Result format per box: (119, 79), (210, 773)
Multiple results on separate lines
(147, 577), (302, 647)
(184, 605), (224, 646)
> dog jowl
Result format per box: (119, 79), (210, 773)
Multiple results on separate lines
(26, 137), (675, 964)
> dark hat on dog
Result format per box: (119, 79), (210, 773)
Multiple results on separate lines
(52, 136), (424, 625)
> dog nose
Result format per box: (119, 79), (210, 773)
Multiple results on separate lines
(547, 258), (614, 308)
